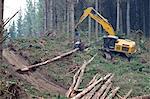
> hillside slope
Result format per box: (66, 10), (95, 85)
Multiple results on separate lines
(1, 33), (150, 98)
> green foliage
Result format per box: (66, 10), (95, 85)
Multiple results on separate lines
(35, 0), (44, 34)
(9, 21), (16, 39)
(16, 0), (42, 37)
(23, 0), (34, 36)
(17, 12), (23, 37)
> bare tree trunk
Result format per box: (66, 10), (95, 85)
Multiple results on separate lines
(44, 0), (53, 32)
(49, 0), (53, 31)
(88, 16), (91, 43)
(116, 0), (120, 33)
(53, 0), (57, 30)
(143, 3), (146, 35)
(95, 0), (98, 41)
(0, 0), (4, 62)
(63, 0), (67, 33)
(126, 0), (130, 36)
(149, 0), (150, 38)
(70, 0), (75, 39)
(42, 2), (45, 33)
(120, 7), (123, 34)
(33, 1), (36, 37)
(66, 0), (70, 37)
(44, 0), (48, 32)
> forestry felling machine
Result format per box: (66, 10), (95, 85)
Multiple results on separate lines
(75, 7), (136, 59)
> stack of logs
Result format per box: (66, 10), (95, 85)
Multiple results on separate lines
(66, 54), (132, 99)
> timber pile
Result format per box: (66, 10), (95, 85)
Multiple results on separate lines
(66, 55), (132, 99)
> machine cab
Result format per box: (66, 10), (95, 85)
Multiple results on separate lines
(103, 36), (118, 50)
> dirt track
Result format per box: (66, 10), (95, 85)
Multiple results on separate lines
(2, 48), (67, 95)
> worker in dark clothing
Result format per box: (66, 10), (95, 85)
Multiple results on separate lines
(74, 40), (85, 51)
(74, 29), (85, 51)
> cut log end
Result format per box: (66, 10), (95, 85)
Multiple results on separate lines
(16, 67), (30, 73)
(21, 67), (29, 71)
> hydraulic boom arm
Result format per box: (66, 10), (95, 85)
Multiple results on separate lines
(76, 7), (115, 36)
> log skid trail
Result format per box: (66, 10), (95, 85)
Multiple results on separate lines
(2, 48), (67, 95)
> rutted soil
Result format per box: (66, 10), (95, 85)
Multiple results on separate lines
(2, 48), (67, 95)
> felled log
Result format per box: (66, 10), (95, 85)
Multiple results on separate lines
(71, 73), (112, 99)
(74, 61), (87, 91)
(81, 74), (99, 99)
(17, 48), (79, 72)
(117, 94), (123, 99)
(86, 74), (99, 87)
(66, 68), (78, 75)
(66, 54), (97, 98)
(123, 89), (132, 99)
(96, 74), (114, 98)
(82, 80), (102, 99)
(105, 87), (120, 99)
(110, 88), (123, 99)
(100, 83), (112, 99)
(66, 65), (81, 98)
(74, 54), (97, 91)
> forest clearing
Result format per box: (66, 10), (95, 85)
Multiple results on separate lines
(0, 0), (150, 99)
